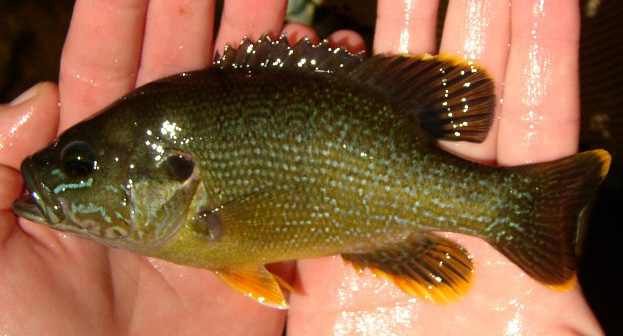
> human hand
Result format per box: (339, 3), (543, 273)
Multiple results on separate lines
(1, 1), (292, 334)
(0, 0), (603, 335)
(289, 0), (604, 335)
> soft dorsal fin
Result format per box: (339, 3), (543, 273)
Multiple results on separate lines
(349, 54), (496, 142)
(215, 36), (496, 143)
(214, 35), (364, 74)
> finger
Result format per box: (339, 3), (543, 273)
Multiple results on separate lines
(328, 30), (366, 55)
(280, 25), (366, 56)
(0, 82), (60, 169)
(0, 165), (22, 210)
(0, 163), (22, 245)
(213, 0), (287, 53)
(280, 22), (319, 45)
(136, 0), (216, 85)
(289, 235), (603, 335)
(374, 0), (440, 54)
(59, 0), (148, 131)
(0, 82), (59, 242)
(438, 0), (512, 163)
(497, 0), (581, 165)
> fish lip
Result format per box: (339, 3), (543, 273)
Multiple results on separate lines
(12, 158), (64, 224)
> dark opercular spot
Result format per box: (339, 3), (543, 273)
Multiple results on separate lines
(165, 154), (194, 181)
(60, 141), (96, 177)
(192, 210), (223, 241)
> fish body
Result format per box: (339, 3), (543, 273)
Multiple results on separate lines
(13, 36), (610, 308)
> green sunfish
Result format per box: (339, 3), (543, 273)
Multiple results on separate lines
(12, 36), (611, 308)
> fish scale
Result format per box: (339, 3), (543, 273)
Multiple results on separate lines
(140, 69), (532, 263)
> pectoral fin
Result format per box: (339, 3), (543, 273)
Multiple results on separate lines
(214, 265), (291, 309)
(342, 232), (474, 303)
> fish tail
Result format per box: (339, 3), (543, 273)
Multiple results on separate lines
(484, 149), (611, 289)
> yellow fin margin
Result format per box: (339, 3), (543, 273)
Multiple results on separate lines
(214, 265), (290, 309)
(343, 232), (475, 304)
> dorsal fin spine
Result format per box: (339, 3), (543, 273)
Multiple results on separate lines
(214, 36), (496, 143)
(214, 34), (364, 74)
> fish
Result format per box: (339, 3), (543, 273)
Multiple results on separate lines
(12, 35), (611, 309)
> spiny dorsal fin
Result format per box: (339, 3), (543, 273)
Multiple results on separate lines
(214, 34), (364, 74)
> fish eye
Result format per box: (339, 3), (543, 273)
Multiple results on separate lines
(61, 141), (96, 177)
(164, 154), (194, 181)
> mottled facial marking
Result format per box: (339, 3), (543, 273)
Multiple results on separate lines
(13, 108), (202, 252)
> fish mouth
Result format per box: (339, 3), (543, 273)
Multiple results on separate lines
(12, 158), (64, 224)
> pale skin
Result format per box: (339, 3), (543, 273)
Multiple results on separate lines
(0, 0), (603, 335)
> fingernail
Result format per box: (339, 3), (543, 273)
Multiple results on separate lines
(9, 82), (43, 106)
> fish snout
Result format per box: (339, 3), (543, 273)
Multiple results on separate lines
(12, 157), (64, 225)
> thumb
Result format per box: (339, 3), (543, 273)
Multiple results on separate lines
(0, 82), (60, 169)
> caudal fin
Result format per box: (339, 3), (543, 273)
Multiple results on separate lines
(486, 149), (611, 289)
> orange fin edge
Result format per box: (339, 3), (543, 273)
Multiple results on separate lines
(214, 265), (289, 309)
(343, 232), (475, 304)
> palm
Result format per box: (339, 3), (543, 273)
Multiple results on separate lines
(0, 0), (603, 335)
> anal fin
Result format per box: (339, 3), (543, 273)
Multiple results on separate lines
(214, 265), (291, 309)
(342, 232), (474, 303)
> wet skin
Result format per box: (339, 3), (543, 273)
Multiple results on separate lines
(0, 0), (603, 335)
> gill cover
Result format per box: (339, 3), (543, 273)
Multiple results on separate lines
(125, 147), (201, 249)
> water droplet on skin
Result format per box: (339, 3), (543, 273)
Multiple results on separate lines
(0, 108), (34, 150)
(460, 0), (493, 60)
(332, 300), (418, 336)
(395, 0), (414, 53)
